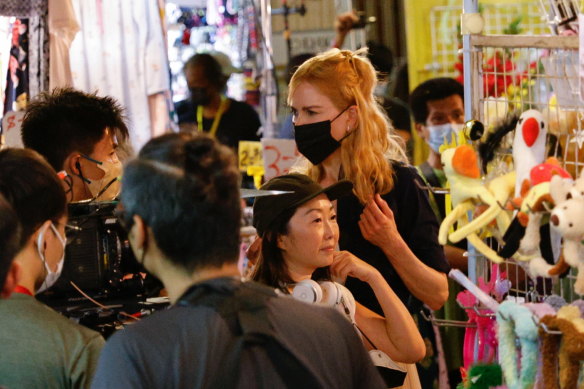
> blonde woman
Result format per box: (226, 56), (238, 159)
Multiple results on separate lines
(288, 49), (451, 387)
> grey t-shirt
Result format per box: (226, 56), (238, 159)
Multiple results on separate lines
(91, 279), (385, 389)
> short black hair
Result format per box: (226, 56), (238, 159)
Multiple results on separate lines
(0, 148), (67, 247)
(21, 87), (129, 171)
(367, 41), (394, 79)
(0, 194), (21, 288)
(285, 53), (315, 85)
(184, 54), (228, 90)
(409, 77), (464, 124)
(121, 133), (241, 272)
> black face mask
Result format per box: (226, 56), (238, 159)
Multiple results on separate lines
(294, 106), (351, 165)
(190, 87), (211, 106)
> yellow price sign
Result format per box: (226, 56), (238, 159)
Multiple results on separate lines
(238, 141), (263, 172)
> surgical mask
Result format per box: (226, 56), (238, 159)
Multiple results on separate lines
(294, 106), (351, 165)
(426, 123), (464, 153)
(81, 154), (122, 201)
(374, 82), (388, 98)
(190, 87), (211, 106)
(36, 222), (66, 294)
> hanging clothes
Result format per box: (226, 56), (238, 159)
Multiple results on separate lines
(3, 18), (28, 114)
(0, 0), (49, 113)
(48, 0), (79, 89)
(69, 0), (170, 150)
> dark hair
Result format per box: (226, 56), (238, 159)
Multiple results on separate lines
(21, 87), (129, 171)
(184, 53), (228, 90)
(0, 194), (21, 287)
(409, 77), (464, 124)
(251, 206), (330, 292)
(366, 41), (394, 79)
(121, 133), (241, 272)
(285, 53), (315, 85)
(0, 148), (67, 247)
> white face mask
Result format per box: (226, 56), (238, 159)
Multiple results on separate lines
(36, 222), (66, 294)
(374, 82), (388, 98)
(82, 155), (122, 201)
(426, 123), (464, 153)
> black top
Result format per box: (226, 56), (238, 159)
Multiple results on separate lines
(340, 162), (450, 314)
(175, 98), (261, 149)
(91, 278), (385, 389)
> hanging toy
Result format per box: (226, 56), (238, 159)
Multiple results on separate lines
(549, 170), (584, 294)
(439, 139), (515, 263)
(456, 364), (503, 389)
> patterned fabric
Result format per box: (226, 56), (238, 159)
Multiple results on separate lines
(0, 0), (45, 18)
(28, 12), (49, 100)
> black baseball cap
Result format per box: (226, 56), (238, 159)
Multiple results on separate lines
(252, 173), (353, 236)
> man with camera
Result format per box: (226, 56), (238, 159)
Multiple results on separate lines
(0, 148), (105, 388)
(91, 133), (385, 389)
(21, 88), (129, 202)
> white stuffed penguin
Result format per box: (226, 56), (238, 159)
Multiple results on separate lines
(512, 110), (547, 198)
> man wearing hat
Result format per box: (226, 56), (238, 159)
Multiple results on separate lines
(174, 53), (261, 150)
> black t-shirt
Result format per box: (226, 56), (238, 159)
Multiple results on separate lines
(340, 162), (450, 314)
(175, 98), (261, 149)
(91, 278), (385, 389)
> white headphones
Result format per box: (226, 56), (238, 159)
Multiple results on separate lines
(291, 280), (356, 321)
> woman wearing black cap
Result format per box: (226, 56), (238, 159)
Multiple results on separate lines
(251, 173), (425, 373)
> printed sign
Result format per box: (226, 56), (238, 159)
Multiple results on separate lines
(1, 111), (25, 148)
(261, 138), (300, 180)
(238, 141), (263, 172)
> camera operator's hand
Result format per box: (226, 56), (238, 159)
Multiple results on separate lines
(334, 11), (359, 48)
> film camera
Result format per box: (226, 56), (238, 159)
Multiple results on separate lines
(38, 201), (158, 302)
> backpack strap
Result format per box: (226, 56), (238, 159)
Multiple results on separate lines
(178, 278), (322, 389)
(415, 162), (443, 222)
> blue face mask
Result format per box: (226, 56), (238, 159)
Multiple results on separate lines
(426, 123), (463, 153)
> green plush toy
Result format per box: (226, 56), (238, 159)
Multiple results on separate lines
(457, 364), (503, 389)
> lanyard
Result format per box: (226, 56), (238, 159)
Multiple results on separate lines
(196, 95), (229, 138)
(14, 285), (33, 296)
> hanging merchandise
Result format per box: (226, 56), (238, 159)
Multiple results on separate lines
(47, 0), (79, 89)
(69, 0), (171, 150)
(3, 18), (28, 114)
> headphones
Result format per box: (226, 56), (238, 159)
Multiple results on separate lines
(291, 280), (356, 321)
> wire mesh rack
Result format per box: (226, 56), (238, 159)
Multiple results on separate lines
(468, 33), (583, 304)
(428, 2), (549, 77)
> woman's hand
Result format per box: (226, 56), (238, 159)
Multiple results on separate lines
(358, 194), (402, 252)
(330, 250), (379, 284)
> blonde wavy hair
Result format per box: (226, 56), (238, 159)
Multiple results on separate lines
(288, 48), (408, 204)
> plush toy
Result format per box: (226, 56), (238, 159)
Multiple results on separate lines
(439, 143), (515, 263)
(498, 160), (572, 278)
(512, 109), (548, 198)
(540, 306), (584, 389)
(549, 171), (584, 294)
(456, 364), (503, 389)
(496, 301), (539, 389)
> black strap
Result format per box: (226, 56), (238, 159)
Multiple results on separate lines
(178, 279), (322, 389)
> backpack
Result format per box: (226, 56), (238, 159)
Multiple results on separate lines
(176, 278), (322, 389)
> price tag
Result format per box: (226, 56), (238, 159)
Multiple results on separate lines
(261, 139), (300, 180)
(238, 141), (263, 172)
